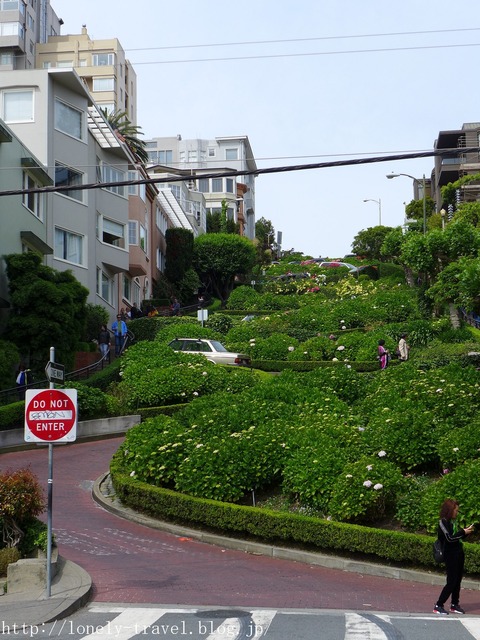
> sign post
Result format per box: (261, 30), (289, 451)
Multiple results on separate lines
(24, 348), (76, 597)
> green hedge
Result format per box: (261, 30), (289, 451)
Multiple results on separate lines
(110, 463), (480, 574)
(251, 360), (381, 372)
(0, 401), (25, 430)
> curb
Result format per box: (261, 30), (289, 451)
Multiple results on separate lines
(92, 473), (480, 591)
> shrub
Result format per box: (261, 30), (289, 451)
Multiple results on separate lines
(227, 286), (262, 310)
(205, 313), (235, 335)
(0, 339), (20, 392)
(0, 547), (20, 575)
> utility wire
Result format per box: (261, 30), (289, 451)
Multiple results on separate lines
(1, 147), (477, 198)
(131, 42), (480, 66)
(126, 27), (480, 52)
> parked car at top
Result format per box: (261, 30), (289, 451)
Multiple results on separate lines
(168, 338), (251, 367)
(318, 261), (359, 273)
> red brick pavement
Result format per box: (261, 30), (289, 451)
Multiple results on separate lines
(2, 438), (480, 614)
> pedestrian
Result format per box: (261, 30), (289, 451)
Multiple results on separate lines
(171, 298), (181, 316)
(15, 364), (31, 400)
(397, 333), (410, 362)
(112, 314), (127, 356)
(377, 339), (389, 370)
(98, 324), (111, 358)
(433, 499), (474, 615)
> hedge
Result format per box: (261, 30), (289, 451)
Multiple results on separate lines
(251, 360), (381, 373)
(110, 460), (480, 575)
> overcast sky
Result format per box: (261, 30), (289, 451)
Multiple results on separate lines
(54, 1), (480, 258)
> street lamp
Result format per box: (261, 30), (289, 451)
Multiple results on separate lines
(363, 198), (382, 226)
(386, 172), (427, 234)
(440, 208), (446, 231)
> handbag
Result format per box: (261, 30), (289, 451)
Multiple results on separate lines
(433, 538), (445, 563)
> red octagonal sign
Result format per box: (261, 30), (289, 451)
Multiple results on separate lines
(25, 388), (77, 443)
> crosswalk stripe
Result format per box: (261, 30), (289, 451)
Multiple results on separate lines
(345, 613), (390, 640)
(81, 608), (170, 640)
(461, 618), (480, 639)
(250, 610), (277, 637)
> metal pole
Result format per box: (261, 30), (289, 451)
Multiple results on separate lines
(422, 174), (427, 234)
(46, 346), (54, 597)
(378, 199), (382, 226)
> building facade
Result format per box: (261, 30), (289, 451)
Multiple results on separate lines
(145, 135), (257, 239)
(432, 122), (480, 212)
(35, 25), (137, 124)
(0, 0), (62, 70)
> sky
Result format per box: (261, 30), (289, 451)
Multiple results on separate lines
(53, 0), (480, 258)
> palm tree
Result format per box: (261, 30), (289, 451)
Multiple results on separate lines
(101, 108), (149, 164)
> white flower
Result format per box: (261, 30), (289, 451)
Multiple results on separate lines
(346, 364), (352, 369)
(193, 392), (199, 396)
(130, 470), (135, 477)
(202, 371), (208, 376)
(340, 319), (345, 323)
(341, 325), (347, 330)
(436, 388), (443, 393)
(363, 480), (372, 488)
(346, 474), (353, 478)
(332, 357), (338, 362)
(358, 427), (365, 432)
(373, 483), (383, 491)
(453, 447), (459, 452)
(196, 443), (204, 448)
(337, 345), (345, 351)
(250, 338), (256, 343)
(304, 351), (308, 355)
(366, 464), (373, 471)
(378, 450), (387, 457)
(288, 346), (295, 352)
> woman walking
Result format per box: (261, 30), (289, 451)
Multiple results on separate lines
(433, 499), (474, 615)
(377, 340), (389, 370)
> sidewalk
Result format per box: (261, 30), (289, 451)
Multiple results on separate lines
(0, 556), (91, 629)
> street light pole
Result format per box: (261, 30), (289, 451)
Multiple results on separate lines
(386, 173), (427, 234)
(363, 198), (382, 226)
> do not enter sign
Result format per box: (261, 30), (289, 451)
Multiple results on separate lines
(25, 388), (77, 443)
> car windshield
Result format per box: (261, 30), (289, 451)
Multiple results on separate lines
(210, 340), (228, 352)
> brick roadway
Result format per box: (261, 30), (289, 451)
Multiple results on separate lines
(2, 438), (480, 614)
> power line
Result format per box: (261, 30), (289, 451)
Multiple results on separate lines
(1, 147), (477, 198)
(131, 42), (480, 66)
(125, 27), (480, 52)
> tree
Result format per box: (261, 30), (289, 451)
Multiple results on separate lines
(101, 109), (149, 164)
(192, 233), (257, 306)
(351, 226), (393, 261)
(164, 228), (195, 285)
(4, 253), (89, 372)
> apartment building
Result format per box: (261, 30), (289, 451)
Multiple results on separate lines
(145, 135), (257, 239)
(432, 122), (480, 211)
(0, 67), (133, 323)
(0, 116), (52, 326)
(35, 25), (137, 124)
(0, 0), (62, 70)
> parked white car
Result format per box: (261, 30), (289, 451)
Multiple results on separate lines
(168, 338), (251, 366)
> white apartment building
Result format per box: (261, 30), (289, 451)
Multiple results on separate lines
(0, 0), (62, 70)
(145, 135), (257, 239)
(0, 67), (131, 323)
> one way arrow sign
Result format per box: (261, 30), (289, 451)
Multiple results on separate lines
(45, 361), (65, 383)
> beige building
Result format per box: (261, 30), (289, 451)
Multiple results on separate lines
(35, 26), (137, 124)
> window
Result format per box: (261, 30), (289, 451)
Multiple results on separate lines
(159, 150), (173, 164)
(27, 13), (33, 29)
(3, 90), (33, 122)
(0, 52), (12, 65)
(128, 220), (137, 245)
(101, 163), (125, 196)
(22, 172), (43, 219)
(127, 171), (146, 200)
(225, 148), (238, 161)
(1, 22), (21, 36)
(97, 268), (113, 304)
(226, 178), (234, 193)
(56, 60), (73, 68)
(122, 273), (131, 301)
(212, 178), (223, 193)
(55, 162), (83, 202)
(93, 77), (115, 92)
(97, 102), (115, 115)
(55, 99), (83, 140)
(92, 53), (115, 66)
(187, 150), (197, 162)
(54, 227), (83, 265)
(208, 148), (216, 157)
(42, 61), (51, 69)
(198, 178), (209, 193)
(1, 0), (19, 8)
(156, 207), (167, 234)
(139, 224), (146, 252)
(99, 215), (125, 248)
